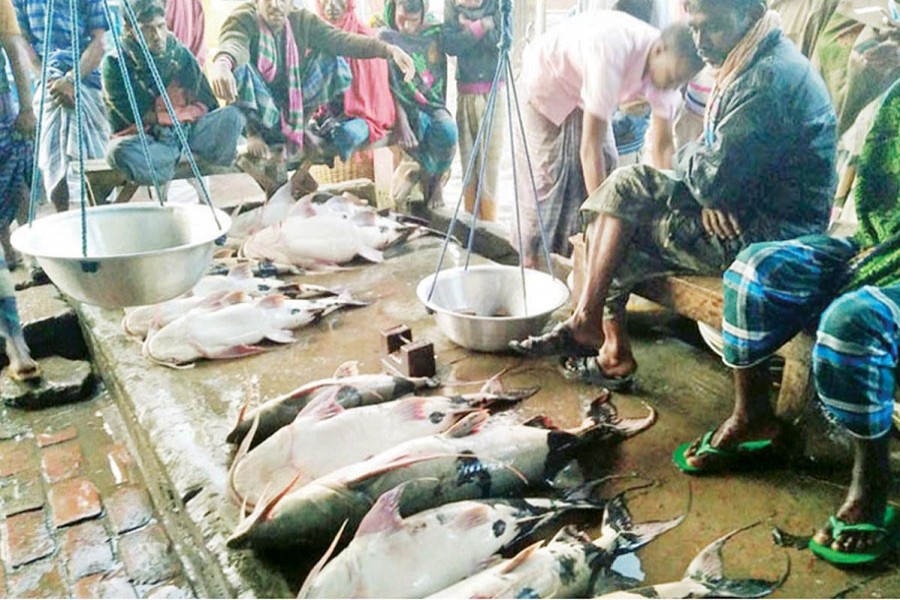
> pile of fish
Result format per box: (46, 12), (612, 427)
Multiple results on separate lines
(122, 263), (368, 367)
(224, 363), (791, 598)
(229, 185), (426, 270)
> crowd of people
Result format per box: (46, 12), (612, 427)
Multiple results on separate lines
(0, 0), (899, 570)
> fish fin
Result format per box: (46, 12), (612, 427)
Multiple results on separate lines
(296, 387), (344, 420)
(599, 493), (684, 555)
(452, 504), (490, 531)
(287, 197), (318, 219)
(265, 329), (296, 344)
(226, 411), (260, 508)
(443, 410), (490, 437)
(333, 360), (360, 379)
(207, 344), (268, 360)
(356, 485), (406, 536)
(684, 524), (789, 598)
(297, 519), (350, 599)
(478, 366), (510, 395)
(227, 471), (304, 548)
(522, 415), (558, 430)
(256, 294), (286, 308)
(399, 398), (429, 421)
(499, 540), (544, 574)
(229, 382), (259, 444)
(344, 454), (449, 487)
(475, 553), (505, 572)
(228, 262), (254, 280)
(356, 245), (384, 263)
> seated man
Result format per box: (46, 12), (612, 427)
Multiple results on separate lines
(312, 0), (395, 162)
(103, 0), (244, 191)
(674, 80), (900, 564)
(379, 0), (457, 209)
(514, 12), (704, 268)
(510, 0), (837, 392)
(209, 0), (414, 164)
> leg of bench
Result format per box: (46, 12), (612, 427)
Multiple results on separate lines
(775, 357), (814, 423)
(114, 183), (140, 204)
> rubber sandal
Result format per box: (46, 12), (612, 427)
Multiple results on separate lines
(508, 323), (598, 358)
(809, 506), (900, 566)
(672, 430), (774, 474)
(561, 356), (635, 391)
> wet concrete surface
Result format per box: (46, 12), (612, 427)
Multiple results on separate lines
(72, 234), (900, 598)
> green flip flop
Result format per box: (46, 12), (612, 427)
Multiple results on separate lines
(672, 430), (774, 474)
(809, 506), (900, 566)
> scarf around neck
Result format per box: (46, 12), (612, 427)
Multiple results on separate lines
(257, 15), (305, 147)
(704, 10), (781, 144)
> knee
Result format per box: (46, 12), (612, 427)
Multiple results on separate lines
(818, 287), (889, 346)
(437, 119), (458, 147)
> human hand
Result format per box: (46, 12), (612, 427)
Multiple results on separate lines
(210, 58), (237, 102)
(481, 16), (495, 30)
(49, 77), (75, 108)
(246, 135), (271, 159)
(13, 108), (36, 137)
(701, 207), (741, 239)
(388, 45), (416, 83)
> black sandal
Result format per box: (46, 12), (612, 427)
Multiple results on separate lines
(508, 323), (598, 358)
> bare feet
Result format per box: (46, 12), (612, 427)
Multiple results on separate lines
(5, 336), (40, 382)
(246, 135), (271, 160)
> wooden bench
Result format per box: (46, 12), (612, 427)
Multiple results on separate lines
(633, 275), (815, 421)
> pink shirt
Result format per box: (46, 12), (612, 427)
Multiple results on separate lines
(522, 10), (679, 127)
(165, 0), (207, 66)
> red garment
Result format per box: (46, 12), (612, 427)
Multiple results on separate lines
(165, 0), (207, 67)
(316, 0), (395, 142)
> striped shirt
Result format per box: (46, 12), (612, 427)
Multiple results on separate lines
(12, 0), (107, 86)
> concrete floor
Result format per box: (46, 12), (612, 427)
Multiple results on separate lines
(66, 215), (900, 598)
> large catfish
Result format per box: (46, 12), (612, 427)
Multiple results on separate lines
(227, 391), (656, 550)
(229, 387), (537, 509)
(297, 484), (607, 599)
(226, 362), (441, 448)
(428, 496), (683, 599)
(594, 525), (788, 599)
(142, 294), (355, 367)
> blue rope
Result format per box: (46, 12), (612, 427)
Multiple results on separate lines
(119, 0), (221, 229)
(26, 0), (57, 226)
(101, 0), (166, 205)
(69, 0), (89, 257)
(504, 56), (529, 310)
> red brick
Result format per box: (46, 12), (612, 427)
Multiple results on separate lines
(0, 438), (37, 478)
(62, 520), (113, 580)
(6, 560), (67, 599)
(36, 426), (77, 449)
(0, 469), (44, 517)
(47, 477), (101, 528)
(41, 441), (83, 483)
(105, 442), (137, 486)
(4, 509), (55, 567)
(119, 524), (181, 586)
(73, 569), (136, 599)
(106, 485), (154, 534)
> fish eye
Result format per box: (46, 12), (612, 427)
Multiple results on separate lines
(429, 411), (445, 423)
(492, 520), (506, 537)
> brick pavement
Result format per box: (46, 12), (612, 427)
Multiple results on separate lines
(0, 392), (196, 599)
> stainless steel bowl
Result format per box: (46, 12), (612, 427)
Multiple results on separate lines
(417, 265), (570, 352)
(11, 203), (231, 307)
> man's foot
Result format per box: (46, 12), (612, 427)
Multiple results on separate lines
(509, 322), (599, 358)
(561, 356), (636, 391)
(246, 135), (270, 159)
(679, 416), (782, 472)
(5, 337), (40, 383)
(812, 500), (891, 556)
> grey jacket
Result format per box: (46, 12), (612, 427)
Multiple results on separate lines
(674, 29), (837, 243)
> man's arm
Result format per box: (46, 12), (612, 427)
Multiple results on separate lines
(580, 112), (609, 194)
(0, 31), (34, 135)
(649, 113), (674, 169)
(76, 27), (105, 78)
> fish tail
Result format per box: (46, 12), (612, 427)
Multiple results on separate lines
(600, 494), (684, 555)
(683, 524), (790, 598)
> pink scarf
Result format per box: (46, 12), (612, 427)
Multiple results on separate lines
(257, 15), (306, 147)
(315, 0), (395, 142)
(165, 0), (207, 66)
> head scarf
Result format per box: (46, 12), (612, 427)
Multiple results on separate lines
(315, 0), (395, 142)
(381, 0), (445, 109)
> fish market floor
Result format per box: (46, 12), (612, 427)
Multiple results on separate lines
(40, 234), (900, 598)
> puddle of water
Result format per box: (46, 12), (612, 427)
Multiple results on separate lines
(610, 552), (645, 582)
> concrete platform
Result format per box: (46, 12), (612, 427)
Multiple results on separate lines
(73, 236), (900, 598)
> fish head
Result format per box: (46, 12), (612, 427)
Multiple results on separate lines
(144, 320), (202, 365)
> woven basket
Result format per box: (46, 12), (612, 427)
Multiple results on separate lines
(309, 154), (375, 184)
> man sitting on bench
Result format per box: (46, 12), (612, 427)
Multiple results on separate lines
(510, 0), (837, 391)
(102, 0), (244, 194)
